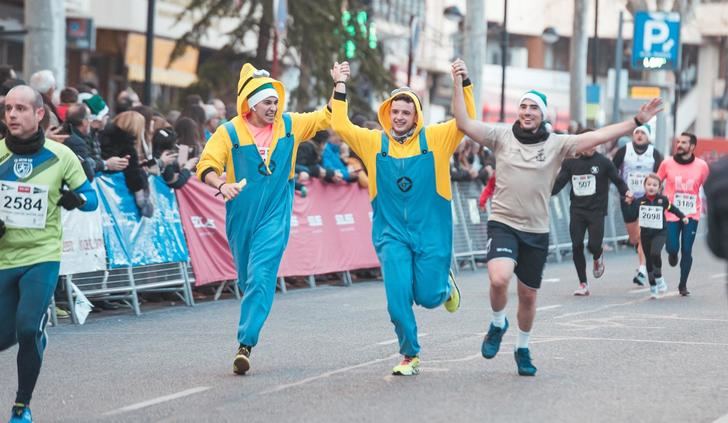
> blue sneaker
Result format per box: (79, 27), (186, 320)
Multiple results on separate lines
(10, 404), (32, 422)
(514, 348), (537, 376)
(481, 318), (509, 359)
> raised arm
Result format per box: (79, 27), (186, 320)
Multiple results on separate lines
(451, 63), (502, 149)
(330, 61), (379, 160)
(573, 98), (664, 154)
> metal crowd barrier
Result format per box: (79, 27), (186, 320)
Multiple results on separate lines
(62, 262), (194, 324)
(450, 181), (631, 270)
(60, 180), (638, 324)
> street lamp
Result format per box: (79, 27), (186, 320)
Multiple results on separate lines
(499, 0), (508, 122)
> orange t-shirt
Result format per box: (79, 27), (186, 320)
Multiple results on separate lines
(244, 118), (274, 162)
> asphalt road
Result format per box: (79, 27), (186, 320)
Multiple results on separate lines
(2, 242), (727, 423)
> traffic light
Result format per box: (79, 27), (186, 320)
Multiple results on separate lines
(341, 9), (377, 59)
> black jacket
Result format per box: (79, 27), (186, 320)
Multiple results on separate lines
(64, 126), (98, 181)
(705, 157), (728, 260)
(98, 123), (148, 192)
(635, 194), (685, 234)
(296, 140), (337, 182)
(552, 152), (629, 215)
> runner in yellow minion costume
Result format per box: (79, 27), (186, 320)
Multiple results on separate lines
(197, 62), (348, 375)
(331, 59), (476, 376)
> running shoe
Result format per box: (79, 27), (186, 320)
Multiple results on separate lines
(514, 348), (537, 376)
(482, 318), (509, 359)
(632, 271), (647, 286)
(679, 288), (691, 297)
(392, 356), (420, 376)
(656, 277), (668, 294)
(9, 404), (32, 423)
(649, 285), (659, 299)
(573, 283), (590, 296)
(444, 269), (461, 313)
(668, 253), (678, 267)
(233, 345), (251, 375)
(593, 255), (605, 279)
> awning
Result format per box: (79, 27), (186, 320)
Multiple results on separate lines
(125, 33), (199, 87)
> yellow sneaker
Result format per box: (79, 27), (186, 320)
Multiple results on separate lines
(444, 269), (460, 313)
(392, 356), (420, 376)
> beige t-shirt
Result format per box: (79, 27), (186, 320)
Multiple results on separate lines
(483, 126), (579, 233)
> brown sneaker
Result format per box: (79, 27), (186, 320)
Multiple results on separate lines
(233, 346), (251, 375)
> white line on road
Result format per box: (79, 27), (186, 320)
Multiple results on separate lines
(537, 305), (562, 312)
(534, 335), (728, 347)
(554, 298), (645, 319)
(259, 354), (399, 395)
(711, 273), (727, 279)
(713, 412), (728, 423)
(376, 333), (428, 346)
(621, 313), (728, 323)
(103, 386), (211, 416)
(629, 288), (650, 293)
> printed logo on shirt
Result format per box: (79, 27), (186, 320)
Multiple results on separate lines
(397, 176), (413, 192)
(258, 147), (269, 162)
(590, 166), (599, 174)
(13, 158), (33, 178)
(536, 149), (546, 162)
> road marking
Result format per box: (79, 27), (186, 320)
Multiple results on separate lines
(554, 298), (645, 319)
(537, 304), (562, 312)
(621, 313), (728, 323)
(103, 386), (211, 416)
(629, 288), (650, 293)
(259, 354), (399, 395)
(714, 412), (728, 423)
(711, 273), (727, 279)
(534, 335), (728, 347)
(376, 333), (428, 346)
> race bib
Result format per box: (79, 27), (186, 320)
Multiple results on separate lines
(639, 205), (663, 229)
(673, 193), (697, 215)
(627, 172), (647, 193)
(572, 174), (596, 196)
(0, 181), (49, 229)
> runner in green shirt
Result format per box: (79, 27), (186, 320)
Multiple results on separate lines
(1, 85), (98, 423)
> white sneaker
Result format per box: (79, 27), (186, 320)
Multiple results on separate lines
(593, 255), (605, 279)
(656, 277), (668, 293)
(573, 283), (590, 296)
(650, 285), (659, 299)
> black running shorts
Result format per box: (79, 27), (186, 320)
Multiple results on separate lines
(485, 220), (550, 289)
(620, 197), (638, 223)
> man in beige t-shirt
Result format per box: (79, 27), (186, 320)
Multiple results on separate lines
(452, 71), (663, 376)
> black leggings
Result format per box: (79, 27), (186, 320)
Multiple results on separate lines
(569, 211), (605, 283)
(640, 231), (667, 286)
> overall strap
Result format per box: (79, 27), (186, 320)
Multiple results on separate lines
(380, 132), (390, 157)
(282, 113), (292, 139)
(223, 121), (240, 148)
(418, 128), (429, 154)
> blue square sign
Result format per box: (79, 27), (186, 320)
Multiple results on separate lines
(632, 11), (681, 71)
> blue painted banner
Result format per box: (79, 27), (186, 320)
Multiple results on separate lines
(96, 172), (189, 268)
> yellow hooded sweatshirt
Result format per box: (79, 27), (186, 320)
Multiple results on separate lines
(197, 63), (332, 183)
(331, 82), (476, 201)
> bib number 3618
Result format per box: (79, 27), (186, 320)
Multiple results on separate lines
(0, 181), (49, 229)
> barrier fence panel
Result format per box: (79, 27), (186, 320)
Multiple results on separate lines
(59, 172), (652, 323)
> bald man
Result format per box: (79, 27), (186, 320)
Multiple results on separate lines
(1, 86), (99, 422)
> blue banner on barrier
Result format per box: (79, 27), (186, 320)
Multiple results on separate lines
(96, 172), (189, 268)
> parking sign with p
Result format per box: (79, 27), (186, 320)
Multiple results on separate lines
(632, 11), (681, 71)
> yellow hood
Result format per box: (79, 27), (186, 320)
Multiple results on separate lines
(377, 88), (424, 141)
(236, 63), (286, 118)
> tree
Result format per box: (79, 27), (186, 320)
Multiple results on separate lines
(173, 0), (392, 114)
